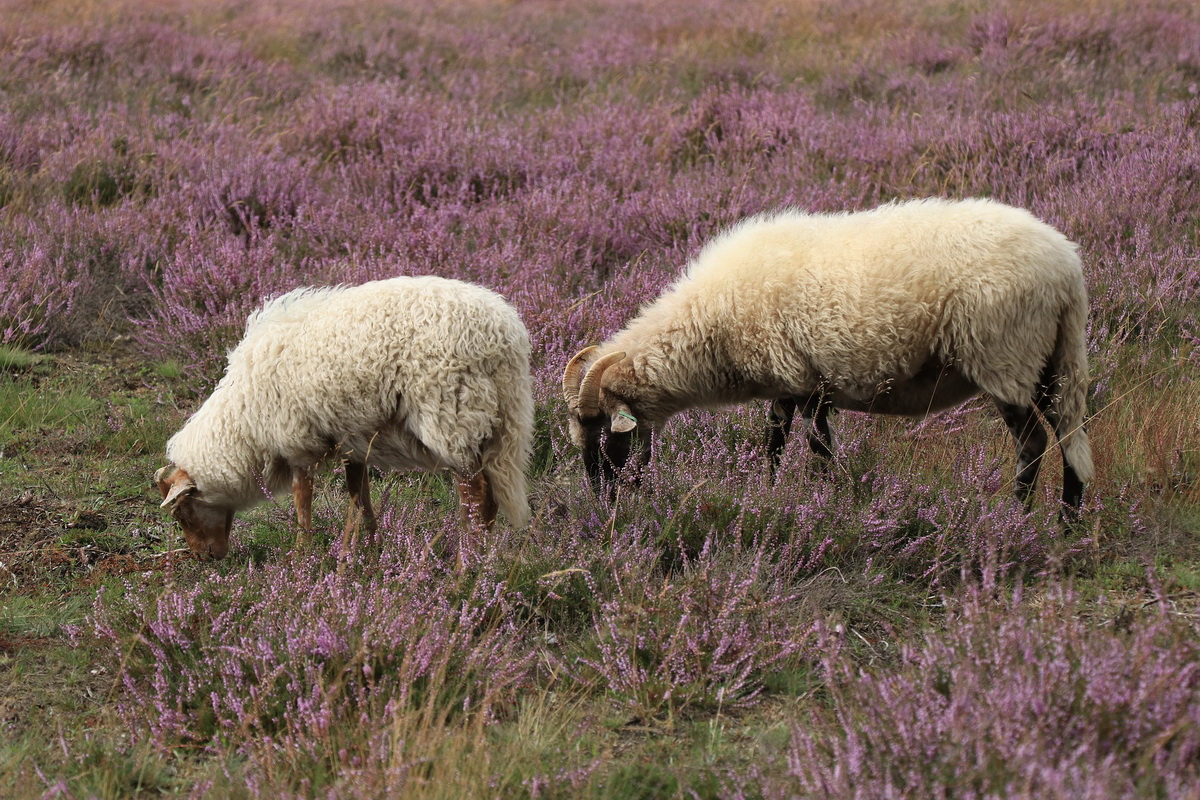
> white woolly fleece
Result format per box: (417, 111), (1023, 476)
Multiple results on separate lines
(166, 275), (534, 525)
(601, 197), (1093, 482)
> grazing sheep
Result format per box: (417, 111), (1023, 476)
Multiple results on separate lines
(155, 275), (533, 559)
(563, 198), (1094, 514)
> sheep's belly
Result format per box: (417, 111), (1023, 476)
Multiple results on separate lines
(335, 428), (445, 472)
(830, 361), (980, 417)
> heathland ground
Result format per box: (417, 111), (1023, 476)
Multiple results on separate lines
(1, 0), (1199, 796)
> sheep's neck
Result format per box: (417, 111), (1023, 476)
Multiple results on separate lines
(173, 387), (283, 509)
(607, 333), (748, 423)
(605, 278), (775, 421)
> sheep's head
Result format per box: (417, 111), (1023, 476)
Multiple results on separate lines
(154, 465), (233, 559)
(562, 347), (652, 498)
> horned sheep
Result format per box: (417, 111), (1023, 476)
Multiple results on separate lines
(155, 275), (534, 559)
(563, 198), (1094, 513)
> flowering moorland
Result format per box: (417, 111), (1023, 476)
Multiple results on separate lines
(1, 0), (1198, 796)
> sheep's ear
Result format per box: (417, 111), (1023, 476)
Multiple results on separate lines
(161, 479), (197, 510)
(157, 468), (197, 510)
(610, 403), (638, 434)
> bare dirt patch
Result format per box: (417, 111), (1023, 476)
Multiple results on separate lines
(0, 495), (72, 586)
(0, 489), (167, 588)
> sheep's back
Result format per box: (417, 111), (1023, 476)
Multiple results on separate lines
(666, 198), (1083, 397)
(226, 276), (527, 464)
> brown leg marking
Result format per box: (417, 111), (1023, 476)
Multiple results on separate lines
(456, 469), (498, 532)
(455, 469), (497, 571)
(292, 465), (314, 547)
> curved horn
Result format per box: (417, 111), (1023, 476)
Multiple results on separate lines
(577, 351), (626, 417)
(562, 346), (597, 401)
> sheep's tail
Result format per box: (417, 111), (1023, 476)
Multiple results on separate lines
(1047, 280), (1094, 485)
(483, 353), (534, 528)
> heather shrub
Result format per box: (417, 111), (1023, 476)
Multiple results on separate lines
(623, 407), (1075, 589)
(0, 208), (113, 347)
(0, 247), (77, 347)
(87, 514), (536, 792)
(770, 588), (1200, 799)
(570, 532), (813, 721)
(133, 225), (309, 387)
(5, 0), (1197, 366)
(7, 0), (1200, 796)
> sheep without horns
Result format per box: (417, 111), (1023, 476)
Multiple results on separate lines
(563, 197), (1094, 514)
(156, 275), (533, 559)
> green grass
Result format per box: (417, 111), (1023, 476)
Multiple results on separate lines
(0, 346), (40, 373)
(153, 359), (183, 380)
(0, 594), (91, 639)
(0, 376), (93, 447)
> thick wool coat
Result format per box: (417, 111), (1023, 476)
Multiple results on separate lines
(595, 198), (1093, 483)
(166, 276), (534, 526)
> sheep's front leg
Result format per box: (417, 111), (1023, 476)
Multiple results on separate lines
(802, 395), (836, 466)
(766, 393), (836, 476)
(995, 401), (1049, 507)
(765, 398), (798, 475)
(292, 465), (314, 547)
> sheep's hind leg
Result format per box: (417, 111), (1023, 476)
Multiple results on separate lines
(342, 461), (376, 551)
(454, 469), (498, 570)
(995, 401), (1049, 507)
(292, 465), (314, 548)
(1033, 380), (1086, 515)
